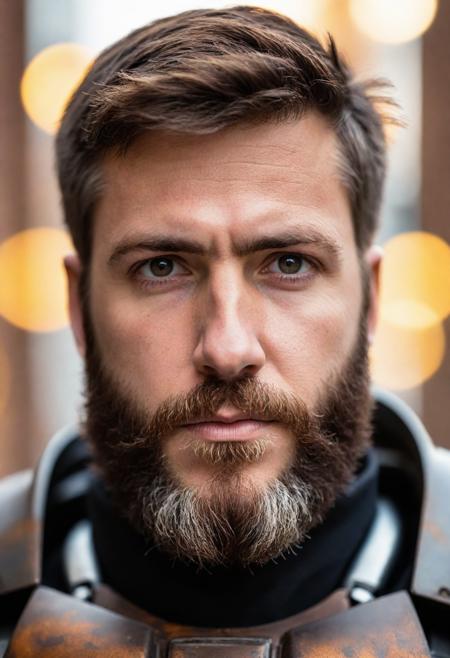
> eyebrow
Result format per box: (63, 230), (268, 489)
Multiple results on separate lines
(234, 231), (342, 259)
(108, 229), (342, 264)
(109, 237), (204, 264)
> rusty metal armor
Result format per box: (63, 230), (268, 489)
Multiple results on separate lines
(1, 389), (450, 657)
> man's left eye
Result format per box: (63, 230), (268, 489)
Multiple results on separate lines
(139, 257), (184, 278)
(269, 254), (311, 275)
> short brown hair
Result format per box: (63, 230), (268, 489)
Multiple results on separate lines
(56, 5), (392, 264)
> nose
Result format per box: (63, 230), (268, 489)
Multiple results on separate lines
(193, 269), (266, 381)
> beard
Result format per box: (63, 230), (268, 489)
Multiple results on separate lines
(82, 295), (373, 568)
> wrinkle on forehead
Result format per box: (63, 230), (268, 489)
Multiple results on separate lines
(95, 113), (354, 253)
(102, 113), (342, 185)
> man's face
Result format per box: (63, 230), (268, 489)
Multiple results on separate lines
(66, 113), (380, 565)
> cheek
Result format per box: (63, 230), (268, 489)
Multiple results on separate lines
(89, 288), (197, 406)
(261, 286), (361, 404)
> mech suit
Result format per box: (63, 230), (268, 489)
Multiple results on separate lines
(1, 389), (449, 657)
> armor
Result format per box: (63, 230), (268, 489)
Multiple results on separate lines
(1, 389), (450, 657)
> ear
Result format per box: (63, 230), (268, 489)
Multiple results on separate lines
(364, 245), (383, 345)
(64, 253), (86, 358)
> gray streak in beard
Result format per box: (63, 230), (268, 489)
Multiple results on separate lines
(141, 473), (313, 567)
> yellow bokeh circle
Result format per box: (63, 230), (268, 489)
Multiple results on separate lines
(349, 0), (438, 44)
(380, 231), (450, 330)
(370, 317), (445, 390)
(0, 228), (73, 332)
(20, 43), (93, 134)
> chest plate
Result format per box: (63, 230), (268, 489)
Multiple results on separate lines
(6, 586), (431, 657)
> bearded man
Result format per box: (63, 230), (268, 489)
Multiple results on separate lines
(1, 6), (450, 657)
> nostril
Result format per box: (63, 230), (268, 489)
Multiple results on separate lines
(192, 317), (266, 380)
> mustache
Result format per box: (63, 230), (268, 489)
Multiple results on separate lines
(105, 378), (313, 448)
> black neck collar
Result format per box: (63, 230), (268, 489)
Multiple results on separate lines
(88, 451), (377, 627)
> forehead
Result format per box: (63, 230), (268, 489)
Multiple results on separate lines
(93, 114), (355, 254)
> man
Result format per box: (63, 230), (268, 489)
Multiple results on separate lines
(1, 6), (449, 656)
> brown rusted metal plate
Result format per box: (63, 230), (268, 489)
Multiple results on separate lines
(280, 591), (431, 658)
(168, 637), (271, 657)
(6, 586), (155, 657)
(413, 448), (450, 605)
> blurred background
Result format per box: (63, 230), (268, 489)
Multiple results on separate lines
(0, 0), (449, 477)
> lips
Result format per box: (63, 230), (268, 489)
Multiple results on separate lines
(182, 414), (273, 442)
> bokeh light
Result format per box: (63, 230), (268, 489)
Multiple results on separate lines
(20, 43), (94, 134)
(380, 232), (450, 330)
(371, 318), (445, 390)
(246, 0), (326, 32)
(349, 0), (438, 44)
(0, 228), (73, 332)
(0, 344), (9, 416)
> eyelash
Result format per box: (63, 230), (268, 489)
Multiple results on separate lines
(129, 253), (320, 290)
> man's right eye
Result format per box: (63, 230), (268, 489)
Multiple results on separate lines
(131, 257), (191, 289)
(144, 257), (175, 277)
